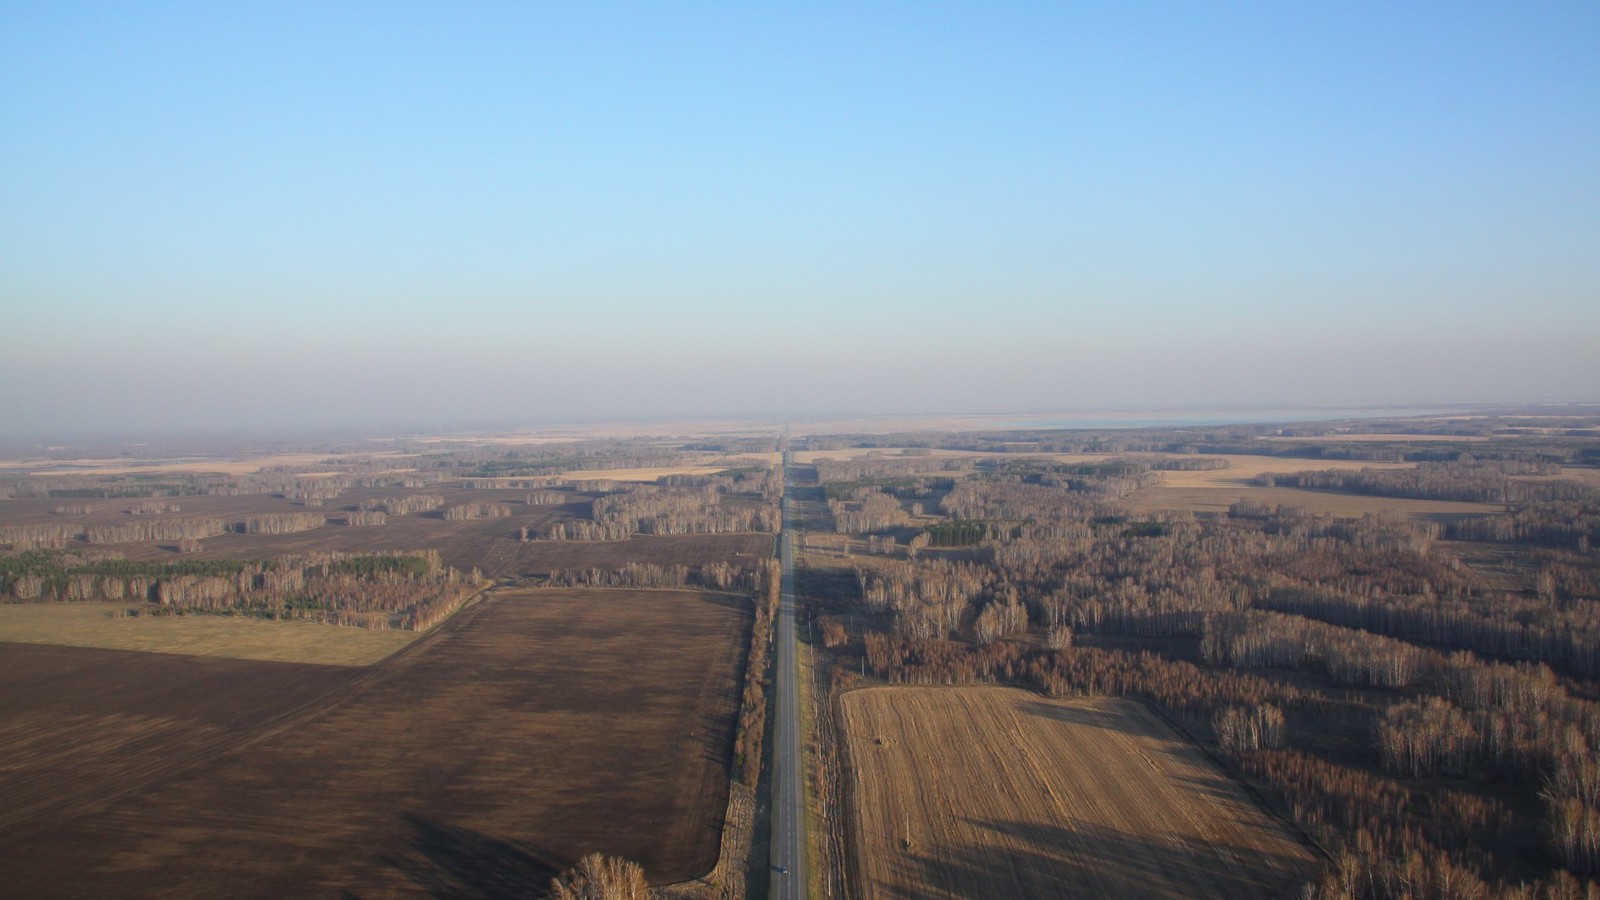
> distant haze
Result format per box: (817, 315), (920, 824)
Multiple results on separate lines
(3, 4), (1596, 438)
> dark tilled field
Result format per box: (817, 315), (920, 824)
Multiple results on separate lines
(0, 588), (751, 897)
(0, 644), (364, 834)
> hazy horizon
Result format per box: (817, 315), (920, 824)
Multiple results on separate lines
(7, 400), (1596, 450)
(4, 3), (1597, 437)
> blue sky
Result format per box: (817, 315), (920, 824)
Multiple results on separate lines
(3, 2), (1597, 435)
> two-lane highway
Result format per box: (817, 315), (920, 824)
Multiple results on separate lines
(771, 452), (808, 899)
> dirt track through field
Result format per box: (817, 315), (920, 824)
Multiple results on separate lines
(840, 687), (1318, 899)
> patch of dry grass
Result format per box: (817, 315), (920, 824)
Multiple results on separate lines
(0, 602), (422, 666)
(553, 464), (731, 482)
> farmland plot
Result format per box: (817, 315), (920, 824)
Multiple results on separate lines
(839, 687), (1318, 899)
(0, 588), (749, 897)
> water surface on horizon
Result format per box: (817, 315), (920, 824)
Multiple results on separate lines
(1004, 406), (1459, 430)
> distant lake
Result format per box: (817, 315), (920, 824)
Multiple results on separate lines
(1003, 406), (1460, 430)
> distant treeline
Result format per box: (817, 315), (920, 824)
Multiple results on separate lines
(539, 560), (764, 593)
(362, 494), (444, 516)
(443, 503), (512, 521)
(524, 480), (778, 542)
(1257, 460), (1600, 550)
(1, 549), (478, 630)
(4, 472), (440, 502)
(0, 513), (342, 549)
(1258, 460), (1589, 503)
(799, 417), (1600, 465)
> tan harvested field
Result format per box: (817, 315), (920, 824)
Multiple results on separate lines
(0, 588), (749, 896)
(0, 601), (422, 665)
(839, 687), (1318, 900)
(1560, 466), (1600, 486)
(0, 486), (773, 579)
(1126, 455), (1502, 519)
(1155, 455), (1411, 487)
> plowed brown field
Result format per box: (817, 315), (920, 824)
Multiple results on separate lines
(0, 588), (749, 897)
(839, 687), (1318, 900)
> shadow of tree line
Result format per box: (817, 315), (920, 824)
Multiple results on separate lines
(383, 813), (560, 900)
(870, 816), (1314, 900)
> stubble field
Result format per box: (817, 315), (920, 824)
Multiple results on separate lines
(0, 588), (750, 896)
(839, 687), (1319, 899)
(1122, 455), (1502, 520)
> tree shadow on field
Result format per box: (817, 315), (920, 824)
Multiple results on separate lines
(872, 817), (1314, 900)
(1020, 699), (1170, 738)
(386, 813), (559, 899)
(1166, 766), (1260, 810)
